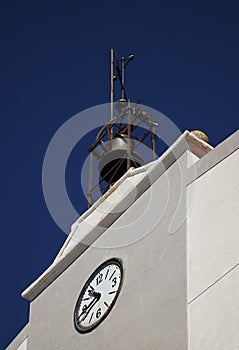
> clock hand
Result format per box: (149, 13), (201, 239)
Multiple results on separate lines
(78, 298), (97, 322)
(78, 293), (101, 322)
(80, 298), (98, 322)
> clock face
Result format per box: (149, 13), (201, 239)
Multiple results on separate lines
(74, 259), (123, 333)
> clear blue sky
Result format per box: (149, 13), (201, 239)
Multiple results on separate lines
(1, 0), (238, 348)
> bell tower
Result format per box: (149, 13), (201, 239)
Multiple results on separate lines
(88, 49), (157, 205)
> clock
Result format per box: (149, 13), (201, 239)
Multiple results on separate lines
(74, 259), (123, 333)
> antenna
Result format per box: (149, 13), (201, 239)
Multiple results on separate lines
(113, 49), (135, 102)
(109, 49), (135, 140)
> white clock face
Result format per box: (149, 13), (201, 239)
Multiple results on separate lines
(74, 259), (123, 333)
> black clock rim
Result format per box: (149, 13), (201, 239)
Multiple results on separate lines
(73, 258), (123, 334)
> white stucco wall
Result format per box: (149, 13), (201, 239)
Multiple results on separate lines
(26, 153), (189, 350)
(187, 147), (239, 349)
(188, 265), (239, 350)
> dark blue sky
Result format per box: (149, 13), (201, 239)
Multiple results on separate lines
(1, 1), (238, 348)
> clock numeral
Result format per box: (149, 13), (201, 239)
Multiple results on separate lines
(77, 305), (87, 322)
(112, 276), (117, 288)
(96, 308), (102, 319)
(96, 273), (103, 285)
(88, 289), (95, 297)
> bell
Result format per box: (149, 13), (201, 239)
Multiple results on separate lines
(98, 136), (144, 184)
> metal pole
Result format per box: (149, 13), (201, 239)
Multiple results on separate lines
(127, 103), (131, 170)
(110, 49), (114, 122)
(109, 49), (114, 140)
(88, 152), (93, 208)
(121, 56), (125, 99)
(152, 126), (156, 161)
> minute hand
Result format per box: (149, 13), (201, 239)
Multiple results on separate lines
(78, 295), (100, 323)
